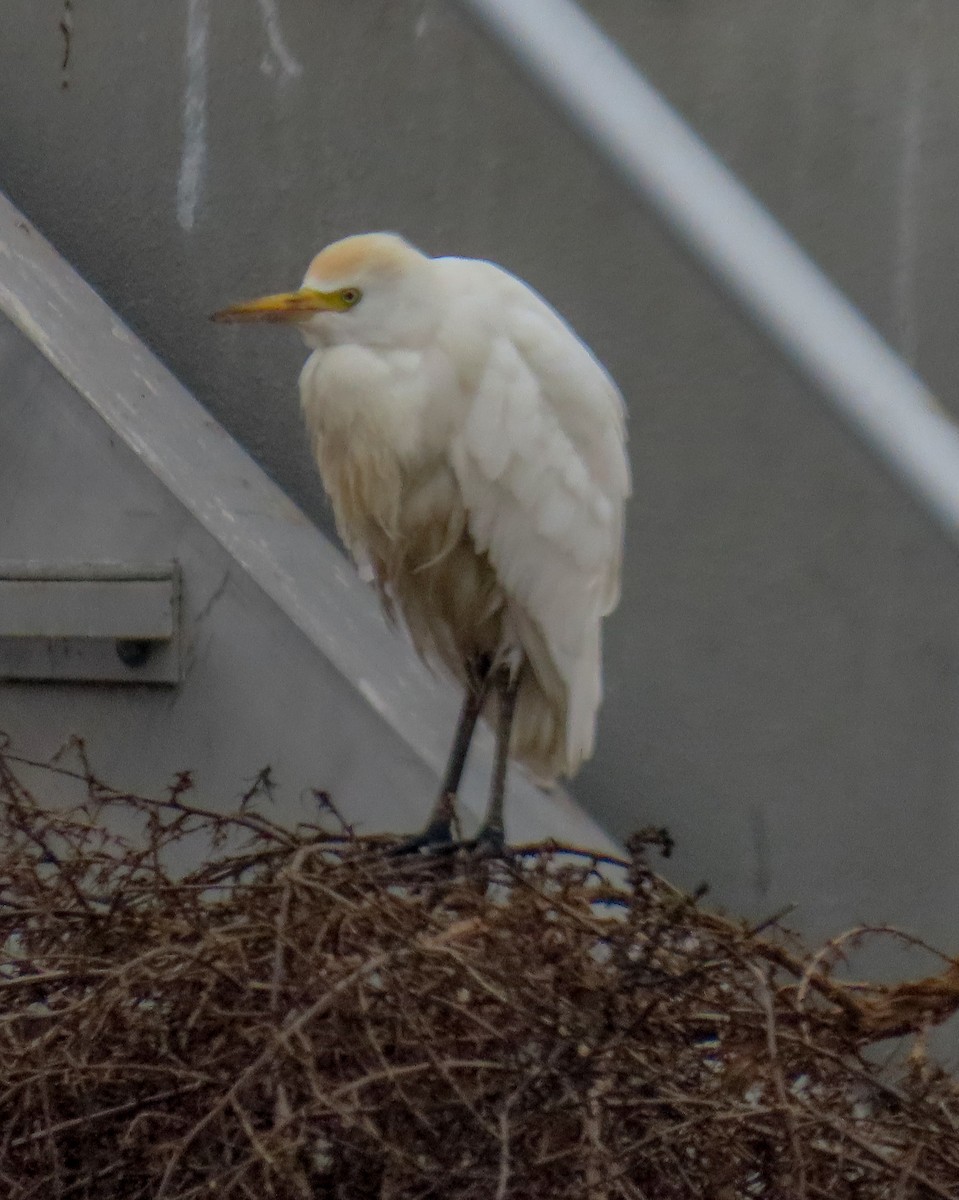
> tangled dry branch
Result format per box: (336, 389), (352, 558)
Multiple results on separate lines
(1, 735), (958, 1198)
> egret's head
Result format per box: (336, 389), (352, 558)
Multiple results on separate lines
(212, 233), (435, 349)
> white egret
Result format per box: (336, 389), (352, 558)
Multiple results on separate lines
(213, 233), (630, 851)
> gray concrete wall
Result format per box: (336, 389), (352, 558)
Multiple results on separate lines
(0, 311), (437, 841)
(2, 1), (959, 950)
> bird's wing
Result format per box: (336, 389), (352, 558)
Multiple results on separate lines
(442, 261), (631, 771)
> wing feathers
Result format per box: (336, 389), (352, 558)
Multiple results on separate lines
(449, 307), (629, 773)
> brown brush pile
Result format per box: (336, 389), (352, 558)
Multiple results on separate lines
(2, 738), (959, 1199)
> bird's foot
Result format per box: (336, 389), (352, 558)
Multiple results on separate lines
(389, 818), (456, 857)
(466, 824), (507, 859)
(389, 823), (508, 860)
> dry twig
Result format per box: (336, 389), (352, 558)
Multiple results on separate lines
(1, 738), (958, 1198)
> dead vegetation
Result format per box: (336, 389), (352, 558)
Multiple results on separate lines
(1, 735), (959, 1198)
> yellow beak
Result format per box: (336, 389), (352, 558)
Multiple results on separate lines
(211, 287), (338, 324)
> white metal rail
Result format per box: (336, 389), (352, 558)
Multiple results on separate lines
(457, 0), (959, 547)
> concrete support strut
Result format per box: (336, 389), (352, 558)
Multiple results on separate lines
(458, 0), (959, 550)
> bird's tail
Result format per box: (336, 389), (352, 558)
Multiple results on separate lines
(507, 623), (601, 782)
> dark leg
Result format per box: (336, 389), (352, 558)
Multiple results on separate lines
(416, 681), (487, 841)
(392, 656), (492, 854)
(473, 661), (523, 855)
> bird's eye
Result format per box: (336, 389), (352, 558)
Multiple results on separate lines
(339, 287), (362, 307)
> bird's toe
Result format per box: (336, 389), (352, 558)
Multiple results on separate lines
(389, 819), (456, 857)
(469, 825), (508, 859)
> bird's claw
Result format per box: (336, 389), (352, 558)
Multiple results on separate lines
(389, 823), (508, 860)
(467, 825), (507, 859)
(389, 820), (455, 857)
